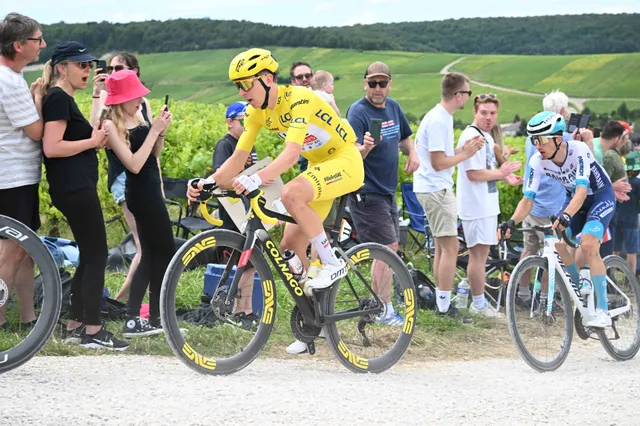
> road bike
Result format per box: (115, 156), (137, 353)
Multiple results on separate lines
(506, 219), (640, 372)
(160, 187), (416, 375)
(0, 215), (61, 374)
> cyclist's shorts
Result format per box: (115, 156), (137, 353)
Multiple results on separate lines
(561, 187), (616, 242)
(300, 144), (364, 221)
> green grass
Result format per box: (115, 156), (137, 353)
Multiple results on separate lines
(24, 47), (640, 125)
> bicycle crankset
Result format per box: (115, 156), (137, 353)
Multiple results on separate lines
(211, 284), (235, 322)
(574, 309), (597, 340)
(290, 306), (322, 344)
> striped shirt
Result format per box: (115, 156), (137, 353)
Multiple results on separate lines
(0, 66), (41, 189)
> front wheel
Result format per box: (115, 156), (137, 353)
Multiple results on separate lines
(160, 229), (276, 375)
(596, 255), (640, 361)
(324, 243), (416, 374)
(506, 255), (573, 372)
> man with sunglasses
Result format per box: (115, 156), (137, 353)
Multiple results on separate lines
(345, 61), (418, 325)
(456, 93), (522, 317)
(0, 13), (46, 328)
(189, 48), (363, 302)
(290, 62), (313, 173)
(504, 111), (615, 328)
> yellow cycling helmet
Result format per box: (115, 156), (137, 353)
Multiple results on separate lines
(229, 48), (279, 81)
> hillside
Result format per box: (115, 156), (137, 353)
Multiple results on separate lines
(37, 13), (640, 59)
(25, 47), (640, 124)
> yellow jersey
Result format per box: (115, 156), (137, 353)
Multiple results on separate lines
(237, 85), (357, 164)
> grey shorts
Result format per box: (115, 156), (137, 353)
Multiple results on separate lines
(347, 193), (399, 245)
(523, 214), (551, 253)
(418, 188), (458, 237)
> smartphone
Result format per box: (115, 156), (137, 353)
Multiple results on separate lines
(370, 118), (382, 145)
(97, 108), (108, 130)
(164, 94), (170, 111)
(96, 60), (107, 75)
(567, 113), (591, 134)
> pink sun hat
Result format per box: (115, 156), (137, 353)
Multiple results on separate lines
(104, 69), (150, 106)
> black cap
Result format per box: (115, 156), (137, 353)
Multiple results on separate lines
(51, 41), (98, 65)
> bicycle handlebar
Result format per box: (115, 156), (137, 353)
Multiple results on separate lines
(247, 189), (278, 225)
(518, 215), (579, 248)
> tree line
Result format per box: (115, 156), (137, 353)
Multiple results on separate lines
(36, 13), (639, 60)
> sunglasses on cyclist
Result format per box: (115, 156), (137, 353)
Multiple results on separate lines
(106, 65), (130, 74)
(74, 61), (94, 70)
(294, 73), (313, 81)
(531, 135), (561, 146)
(367, 80), (389, 89)
(234, 76), (264, 91)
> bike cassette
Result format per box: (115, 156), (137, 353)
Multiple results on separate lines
(290, 306), (322, 343)
(358, 296), (384, 323)
(211, 285), (235, 322)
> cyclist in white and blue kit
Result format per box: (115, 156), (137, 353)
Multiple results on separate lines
(505, 111), (614, 328)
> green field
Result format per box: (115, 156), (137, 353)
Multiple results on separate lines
(25, 47), (640, 124)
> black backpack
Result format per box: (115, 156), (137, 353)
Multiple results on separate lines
(394, 263), (436, 310)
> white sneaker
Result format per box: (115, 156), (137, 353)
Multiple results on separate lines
(586, 308), (612, 328)
(469, 301), (501, 318)
(285, 339), (308, 355)
(305, 259), (348, 291)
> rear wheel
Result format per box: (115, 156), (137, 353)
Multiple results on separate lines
(0, 215), (61, 374)
(160, 229), (275, 375)
(324, 243), (416, 373)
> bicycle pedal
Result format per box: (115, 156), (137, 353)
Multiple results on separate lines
(307, 341), (316, 355)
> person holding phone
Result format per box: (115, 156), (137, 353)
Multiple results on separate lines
(90, 51), (167, 302)
(345, 61), (419, 326)
(40, 41), (128, 350)
(102, 70), (173, 337)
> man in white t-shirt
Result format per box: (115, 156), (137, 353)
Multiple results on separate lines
(456, 94), (522, 316)
(0, 13), (46, 328)
(414, 72), (483, 321)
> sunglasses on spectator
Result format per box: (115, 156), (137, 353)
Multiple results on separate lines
(294, 73), (313, 81)
(74, 61), (94, 70)
(474, 93), (497, 103)
(367, 80), (389, 88)
(456, 90), (473, 96)
(234, 118), (245, 126)
(531, 135), (561, 146)
(107, 65), (130, 74)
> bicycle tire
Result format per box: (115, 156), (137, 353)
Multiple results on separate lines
(0, 215), (61, 374)
(506, 255), (573, 372)
(596, 255), (640, 361)
(160, 229), (275, 375)
(324, 243), (416, 374)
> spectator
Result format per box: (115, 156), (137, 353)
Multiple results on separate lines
(346, 61), (419, 325)
(102, 70), (173, 337)
(290, 61), (313, 173)
(211, 101), (260, 330)
(456, 93), (522, 316)
(614, 151), (640, 274)
(91, 51), (163, 302)
(542, 90), (573, 142)
(0, 13), (45, 328)
(414, 72), (482, 320)
(631, 132), (640, 152)
(40, 41), (128, 350)
(311, 70), (340, 115)
(490, 123), (518, 166)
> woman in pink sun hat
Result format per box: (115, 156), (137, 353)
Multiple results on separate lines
(102, 69), (174, 337)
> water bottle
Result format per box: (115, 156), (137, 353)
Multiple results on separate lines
(455, 278), (470, 310)
(579, 266), (592, 295)
(282, 249), (307, 282)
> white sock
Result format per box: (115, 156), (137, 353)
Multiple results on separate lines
(436, 289), (451, 312)
(310, 232), (340, 266)
(385, 302), (395, 318)
(472, 294), (486, 310)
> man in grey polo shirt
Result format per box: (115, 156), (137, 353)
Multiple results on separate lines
(414, 72), (482, 320)
(0, 13), (46, 327)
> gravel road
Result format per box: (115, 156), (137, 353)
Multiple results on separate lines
(2, 348), (640, 425)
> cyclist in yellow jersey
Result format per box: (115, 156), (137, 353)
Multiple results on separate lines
(188, 48), (365, 290)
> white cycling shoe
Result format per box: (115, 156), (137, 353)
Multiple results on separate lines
(586, 308), (612, 328)
(304, 259), (348, 291)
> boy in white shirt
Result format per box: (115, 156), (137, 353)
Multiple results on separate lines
(456, 93), (522, 316)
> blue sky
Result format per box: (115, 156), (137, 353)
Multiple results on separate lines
(12, 0), (640, 27)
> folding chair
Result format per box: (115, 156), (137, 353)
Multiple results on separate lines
(400, 182), (434, 259)
(162, 177), (218, 238)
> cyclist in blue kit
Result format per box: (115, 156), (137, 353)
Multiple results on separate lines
(504, 111), (614, 328)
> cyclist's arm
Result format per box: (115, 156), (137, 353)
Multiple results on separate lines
(563, 185), (587, 217)
(212, 113), (259, 188)
(510, 198), (534, 224)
